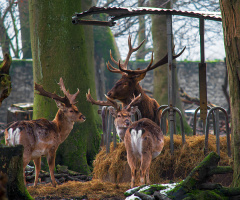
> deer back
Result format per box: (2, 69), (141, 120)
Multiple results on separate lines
(124, 118), (164, 159)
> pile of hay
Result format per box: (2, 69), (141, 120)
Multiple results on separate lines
(93, 135), (232, 184)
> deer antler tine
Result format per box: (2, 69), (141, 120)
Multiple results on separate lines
(34, 82), (71, 107)
(133, 39), (145, 51)
(146, 52), (154, 69)
(104, 94), (120, 111)
(122, 35), (145, 70)
(107, 62), (123, 74)
(58, 77), (79, 105)
(110, 49), (120, 66)
(125, 93), (142, 111)
(86, 89), (113, 107)
(173, 46), (186, 59)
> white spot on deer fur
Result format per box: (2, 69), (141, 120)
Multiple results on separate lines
(130, 129), (142, 155)
(7, 128), (21, 146)
(116, 127), (121, 138)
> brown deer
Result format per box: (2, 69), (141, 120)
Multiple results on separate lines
(106, 35), (185, 125)
(86, 89), (141, 142)
(4, 78), (86, 187)
(124, 118), (164, 188)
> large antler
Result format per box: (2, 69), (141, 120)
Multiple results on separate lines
(125, 94), (142, 111)
(86, 89), (120, 111)
(35, 82), (71, 107)
(118, 46), (186, 76)
(107, 34), (145, 74)
(58, 77), (79, 105)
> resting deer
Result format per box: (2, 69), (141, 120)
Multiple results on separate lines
(106, 35), (185, 125)
(124, 118), (164, 188)
(86, 89), (141, 142)
(4, 78), (86, 187)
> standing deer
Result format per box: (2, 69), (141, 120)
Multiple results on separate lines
(124, 118), (164, 188)
(4, 78), (86, 187)
(106, 35), (185, 125)
(86, 89), (164, 188)
(86, 89), (141, 141)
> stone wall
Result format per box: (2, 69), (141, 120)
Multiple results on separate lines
(132, 61), (228, 111)
(0, 60), (228, 124)
(0, 60), (34, 124)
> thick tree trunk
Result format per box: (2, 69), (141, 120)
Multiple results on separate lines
(150, 0), (169, 105)
(18, 0), (32, 59)
(29, 0), (101, 174)
(150, 0), (192, 134)
(0, 145), (33, 200)
(0, 19), (10, 56)
(220, 0), (240, 187)
(93, 14), (121, 99)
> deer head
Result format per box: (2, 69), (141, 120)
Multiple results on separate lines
(86, 89), (141, 141)
(106, 35), (186, 101)
(35, 77), (86, 123)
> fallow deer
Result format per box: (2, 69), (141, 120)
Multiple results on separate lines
(106, 35), (185, 125)
(86, 90), (164, 188)
(4, 78), (86, 187)
(124, 118), (164, 188)
(86, 89), (141, 142)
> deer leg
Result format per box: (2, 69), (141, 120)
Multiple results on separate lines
(22, 152), (31, 186)
(33, 157), (41, 187)
(47, 151), (57, 187)
(140, 152), (152, 185)
(127, 150), (137, 188)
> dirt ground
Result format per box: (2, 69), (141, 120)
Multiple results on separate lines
(27, 179), (130, 200)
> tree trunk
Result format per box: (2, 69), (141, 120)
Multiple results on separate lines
(0, 145), (33, 200)
(136, 0), (146, 60)
(219, 0), (240, 187)
(18, 0), (32, 59)
(0, 19), (10, 56)
(29, 0), (101, 174)
(93, 14), (121, 99)
(150, 0), (192, 134)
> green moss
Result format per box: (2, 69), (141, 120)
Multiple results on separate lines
(140, 184), (167, 195)
(183, 190), (227, 200)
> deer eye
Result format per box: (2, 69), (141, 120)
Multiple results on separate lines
(70, 110), (74, 113)
(117, 114), (121, 117)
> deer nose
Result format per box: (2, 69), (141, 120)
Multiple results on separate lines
(125, 119), (130, 126)
(80, 115), (86, 121)
(107, 92), (112, 97)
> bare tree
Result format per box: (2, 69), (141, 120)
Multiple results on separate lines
(0, 0), (21, 58)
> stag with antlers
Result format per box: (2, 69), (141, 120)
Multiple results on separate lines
(4, 78), (86, 187)
(106, 35), (185, 125)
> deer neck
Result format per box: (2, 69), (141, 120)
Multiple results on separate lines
(52, 110), (75, 143)
(123, 83), (145, 106)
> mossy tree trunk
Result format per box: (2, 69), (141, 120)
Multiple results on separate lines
(18, 0), (32, 59)
(220, 0), (240, 187)
(150, 0), (192, 134)
(0, 145), (33, 200)
(93, 14), (121, 99)
(29, 0), (101, 174)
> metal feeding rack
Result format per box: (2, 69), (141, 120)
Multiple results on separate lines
(72, 7), (230, 157)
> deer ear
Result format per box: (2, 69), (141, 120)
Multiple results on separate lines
(55, 100), (66, 110)
(109, 107), (117, 118)
(129, 106), (138, 115)
(134, 73), (146, 82)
